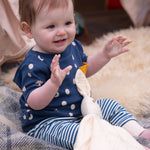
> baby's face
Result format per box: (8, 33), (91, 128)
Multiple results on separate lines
(31, 0), (76, 54)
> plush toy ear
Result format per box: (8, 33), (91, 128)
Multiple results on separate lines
(75, 69), (91, 97)
(21, 22), (33, 39)
(75, 69), (102, 118)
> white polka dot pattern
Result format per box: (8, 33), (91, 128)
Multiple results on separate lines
(28, 64), (34, 70)
(62, 101), (67, 106)
(69, 112), (73, 117)
(71, 104), (75, 110)
(65, 89), (70, 95)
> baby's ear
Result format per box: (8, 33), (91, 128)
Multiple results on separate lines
(21, 22), (33, 39)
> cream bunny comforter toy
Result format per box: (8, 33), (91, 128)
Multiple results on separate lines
(73, 68), (144, 150)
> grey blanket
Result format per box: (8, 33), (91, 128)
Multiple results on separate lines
(0, 86), (67, 150)
(0, 85), (150, 150)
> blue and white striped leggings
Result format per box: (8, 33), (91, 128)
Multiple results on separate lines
(28, 98), (136, 150)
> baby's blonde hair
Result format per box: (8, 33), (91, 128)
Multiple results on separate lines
(19, 0), (74, 26)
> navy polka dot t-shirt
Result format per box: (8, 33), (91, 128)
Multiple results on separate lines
(13, 39), (88, 132)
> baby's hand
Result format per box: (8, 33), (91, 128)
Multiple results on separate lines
(50, 54), (72, 87)
(103, 35), (132, 59)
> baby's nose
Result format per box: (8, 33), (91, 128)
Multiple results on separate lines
(57, 27), (66, 36)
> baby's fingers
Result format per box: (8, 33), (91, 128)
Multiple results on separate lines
(115, 35), (132, 45)
(63, 65), (72, 75)
(115, 35), (127, 42)
(51, 54), (60, 71)
(121, 40), (132, 47)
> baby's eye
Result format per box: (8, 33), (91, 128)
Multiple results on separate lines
(65, 21), (72, 26)
(47, 25), (55, 29)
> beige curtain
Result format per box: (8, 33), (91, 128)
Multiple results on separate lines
(121, 0), (150, 27)
(0, 0), (35, 66)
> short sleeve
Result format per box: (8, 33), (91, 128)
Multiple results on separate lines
(74, 39), (88, 63)
(14, 61), (50, 101)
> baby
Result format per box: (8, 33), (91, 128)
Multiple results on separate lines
(14, 0), (150, 149)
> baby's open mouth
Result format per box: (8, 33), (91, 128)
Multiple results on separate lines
(54, 39), (66, 43)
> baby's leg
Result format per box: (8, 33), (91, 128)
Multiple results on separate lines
(28, 117), (81, 149)
(96, 98), (136, 127)
(97, 98), (145, 136)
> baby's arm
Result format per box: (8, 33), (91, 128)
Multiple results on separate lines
(27, 54), (72, 110)
(86, 35), (131, 77)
